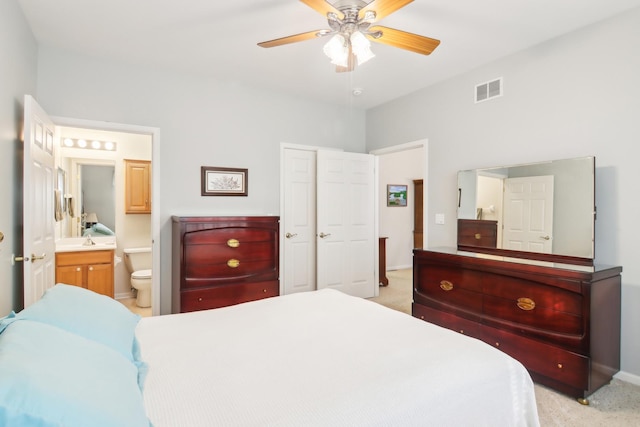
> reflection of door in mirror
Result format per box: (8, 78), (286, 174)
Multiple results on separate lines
(502, 175), (554, 254)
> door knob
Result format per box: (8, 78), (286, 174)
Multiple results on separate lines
(30, 253), (46, 262)
(285, 232), (297, 239)
(540, 235), (550, 240)
(319, 232), (331, 238)
(13, 253), (45, 264)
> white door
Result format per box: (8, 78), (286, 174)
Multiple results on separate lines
(282, 148), (317, 294)
(316, 150), (376, 298)
(502, 175), (554, 253)
(23, 95), (57, 307)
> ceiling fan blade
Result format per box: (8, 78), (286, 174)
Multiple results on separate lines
(368, 25), (440, 55)
(300, 0), (344, 20)
(258, 30), (326, 48)
(359, 0), (414, 22)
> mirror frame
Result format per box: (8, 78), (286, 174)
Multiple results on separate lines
(456, 156), (595, 266)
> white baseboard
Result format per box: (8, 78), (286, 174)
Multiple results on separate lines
(614, 370), (640, 386)
(115, 291), (135, 300)
(387, 264), (412, 271)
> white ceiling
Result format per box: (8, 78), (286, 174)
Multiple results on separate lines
(18, 0), (640, 109)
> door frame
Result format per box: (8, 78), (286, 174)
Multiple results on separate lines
(279, 139), (428, 297)
(370, 138), (429, 252)
(51, 115), (161, 315)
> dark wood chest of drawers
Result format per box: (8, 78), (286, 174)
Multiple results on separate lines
(413, 248), (621, 401)
(172, 216), (279, 313)
(457, 219), (498, 249)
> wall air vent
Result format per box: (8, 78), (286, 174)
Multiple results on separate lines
(475, 77), (503, 103)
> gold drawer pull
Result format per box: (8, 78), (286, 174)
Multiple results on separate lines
(557, 363), (563, 369)
(474, 233), (482, 240)
(440, 280), (454, 291)
(227, 239), (240, 248)
(227, 259), (240, 268)
(517, 297), (536, 311)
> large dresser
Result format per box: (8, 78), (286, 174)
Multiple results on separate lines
(413, 248), (621, 403)
(172, 216), (279, 313)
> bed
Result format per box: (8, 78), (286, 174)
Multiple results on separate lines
(0, 284), (540, 427)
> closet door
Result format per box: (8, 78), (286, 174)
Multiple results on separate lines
(281, 148), (377, 299)
(316, 150), (376, 298)
(282, 149), (317, 294)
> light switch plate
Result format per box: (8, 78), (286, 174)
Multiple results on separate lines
(435, 213), (445, 225)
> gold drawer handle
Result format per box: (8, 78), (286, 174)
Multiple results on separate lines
(517, 297), (536, 311)
(557, 363), (563, 369)
(227, 259), (240, 268)
(227, 239), (240, 248)
(440, 280), (454, 291)
(474, 233), (482, 240)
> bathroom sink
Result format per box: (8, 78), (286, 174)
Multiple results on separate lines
(55, 238), (117, 252)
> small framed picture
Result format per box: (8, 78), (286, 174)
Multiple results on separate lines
(201, 166), (248, 196)
(387, 184), (408, 207)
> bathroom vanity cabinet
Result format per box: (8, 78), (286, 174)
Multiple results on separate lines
(172, 216), (279, 313)
(55, 250), (114, 297)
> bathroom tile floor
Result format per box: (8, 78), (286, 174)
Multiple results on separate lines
(119, 297), (152, 317)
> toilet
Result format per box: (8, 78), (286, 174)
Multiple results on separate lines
(123, 247), (152, 308)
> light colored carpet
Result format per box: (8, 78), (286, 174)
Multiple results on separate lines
(368, 268), (640, 426)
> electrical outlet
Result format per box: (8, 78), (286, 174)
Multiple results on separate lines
(435, 213), (445, 225)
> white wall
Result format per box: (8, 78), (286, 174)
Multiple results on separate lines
(366, 8), (640, 379)
(378, 148), (423, 270)
(0, 0), (38, 315)
(35, 47), (367, 314)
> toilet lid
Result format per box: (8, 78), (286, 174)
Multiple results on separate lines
(132, 269), (152, 279)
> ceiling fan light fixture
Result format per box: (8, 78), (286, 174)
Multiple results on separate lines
(350, 31), (375, 65)
(323, 34), (349, 67)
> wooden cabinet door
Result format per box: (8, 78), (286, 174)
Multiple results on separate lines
(55, 265), (83, 288)
(125, 159), (151, 214)
(87, 263), (114, 297)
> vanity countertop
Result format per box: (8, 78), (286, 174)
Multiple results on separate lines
(55, 237), (117, 253)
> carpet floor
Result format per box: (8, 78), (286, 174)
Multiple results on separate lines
(368, 268), (640, 426)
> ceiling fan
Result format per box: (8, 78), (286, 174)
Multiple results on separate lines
(258, 0), (440, 73)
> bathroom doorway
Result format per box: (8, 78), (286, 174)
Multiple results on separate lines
(54, 117), (160, 315)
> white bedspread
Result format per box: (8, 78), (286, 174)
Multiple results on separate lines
(137, 289), (539, 426)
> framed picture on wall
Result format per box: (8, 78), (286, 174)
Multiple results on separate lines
(201, 166), (248, 196)
(387, 184), (408, 207)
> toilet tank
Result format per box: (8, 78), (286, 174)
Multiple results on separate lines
(123, 247), (152, 273)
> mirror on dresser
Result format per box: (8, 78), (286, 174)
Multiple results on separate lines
(457, 156), (595, 264)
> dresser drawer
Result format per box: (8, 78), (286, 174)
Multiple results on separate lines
(180, 281), (279, 312)
(414, 265), (483, 313)
(412, 303), (482, 339)
(483, 294), (583, 337)
(481, 326), (589, 390)
(482, 272), (583, 316)
(184, 240), (277, 264)
(184, 227), (276, 246)
(183, 258), (277, 288)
